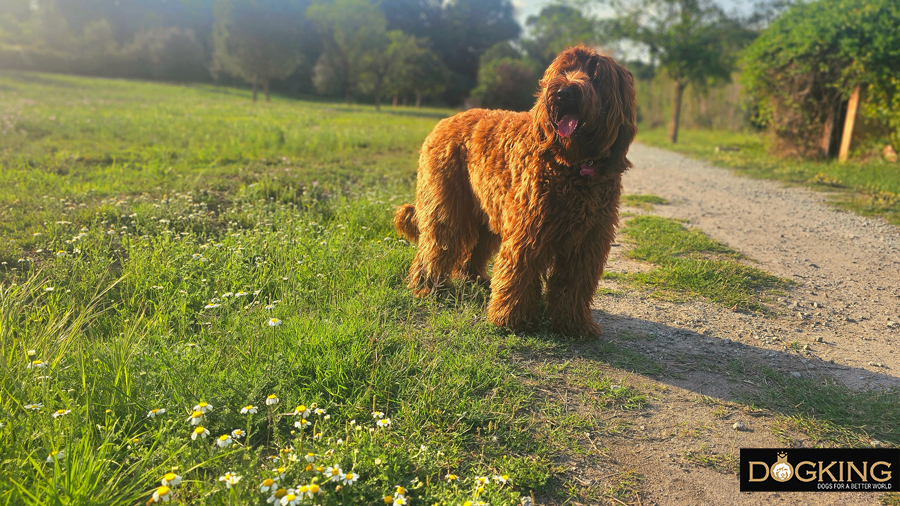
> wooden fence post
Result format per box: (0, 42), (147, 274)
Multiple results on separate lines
(838, 84), (861, 162)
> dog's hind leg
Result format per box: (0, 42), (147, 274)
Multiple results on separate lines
(407, 149), (479, 296)
(457, 222), (500, 284)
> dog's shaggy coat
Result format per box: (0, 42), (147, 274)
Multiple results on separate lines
(394, 46), (637, 338)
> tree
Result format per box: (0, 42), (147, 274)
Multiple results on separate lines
(742, 0), (900, 158)
(212, 0), (307, 102)
(432, 0), (520, 105)
(522, 5), (599, 69)
(306, 0), (387, 103)
(386, 42), (449, 108)
(606, 0), (750, 143)
(470, 42), (539, 111)
(360, 31), (428, 111)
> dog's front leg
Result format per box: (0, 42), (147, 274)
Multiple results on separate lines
(545, 228), (613, 339)
(487, 231), (543, 332)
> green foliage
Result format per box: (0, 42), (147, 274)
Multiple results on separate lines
(522, 5), (599, 70)
(470, 42), (539, 111)
(606, 0), (752, 142)
(608, 0), (749, 89)
(212, 0), (308, 98)
(359, 30), (432, 110)
(741, 0), (900, 156)
(307, 0), (388, 101)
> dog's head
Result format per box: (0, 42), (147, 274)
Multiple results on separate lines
(531, 46), (637, 171)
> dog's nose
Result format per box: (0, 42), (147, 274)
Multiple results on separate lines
(557, 86), (576, 101)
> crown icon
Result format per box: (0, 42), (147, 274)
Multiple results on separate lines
(777, 452), (787, 459)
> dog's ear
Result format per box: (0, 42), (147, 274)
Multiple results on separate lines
(530, 73), (557, 152)
(609, 63), (638, 170)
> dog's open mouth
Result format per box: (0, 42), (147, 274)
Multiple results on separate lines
(557, 115), (578, 138)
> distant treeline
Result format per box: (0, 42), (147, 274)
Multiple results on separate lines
(2, 0), (898, 157)
(0, 0), (523, 107)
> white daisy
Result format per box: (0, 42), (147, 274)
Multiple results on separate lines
(259, 477), (279, 493)
(52, 409), (71, 418)
(377, 418), (391, 428)
(341, 471), (359, 485)
(186, 410), (203, 425)
(191, 426), (209, 440)
(216, 434), (233, 448)
(265, 394), (279, 405)
(302, 483), (321, 498)
(218, 472), (242, 488)
(324, 465), (343, 482)
(240, 404), (258, 414)
(280, 489), (301, 506)
(267, 318), (283, 327)
(293, 418), (311, 429)
(46, 450), (64, 463)
(231, 429), (245, 439)
(24, 403), (43, 411)
(292, 405), (310, 417)
(192, 402), (213, 413)
(372, 411), (384, 419)
(147, 408), (166, 418)
(161, 472), (182, 487)
(267, 487), (287, 504)
(27, 360), (47, 369)
(152, 485), (172, 503)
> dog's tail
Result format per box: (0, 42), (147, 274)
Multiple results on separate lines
(393, 204), (419, 242)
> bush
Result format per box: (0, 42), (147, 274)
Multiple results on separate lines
(741, 0), (900, 157)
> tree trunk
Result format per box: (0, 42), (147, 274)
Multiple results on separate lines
(820, 98), (837, 157)
(392, 95), (398, 107)
(264, 80), (270, 102)
(252, 73), (258, 102)
(838, 84), (861, 162)
(415, 91), (422, 109)
(668, 80), (684, 144)
(374, 79), (382, 112)
(402, 96), (408, 106)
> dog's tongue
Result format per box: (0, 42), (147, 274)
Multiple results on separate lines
(558, 115), (578, 138)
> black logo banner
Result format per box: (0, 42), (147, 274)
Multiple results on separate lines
(740, 448), (899, 492)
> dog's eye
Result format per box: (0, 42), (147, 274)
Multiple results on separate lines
(588, 161), (594, 166)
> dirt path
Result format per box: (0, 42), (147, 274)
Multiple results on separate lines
(534, 143), (899, 505)
(620, 143), (900, 389)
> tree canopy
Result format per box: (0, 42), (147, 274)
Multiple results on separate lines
(212, 0), (308, 102)
(604, 0), (751, 143)
(742, 0), (900, 156)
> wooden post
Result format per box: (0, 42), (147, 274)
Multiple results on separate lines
(838, 84), (861, 162)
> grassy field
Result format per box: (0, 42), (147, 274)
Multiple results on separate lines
(0, 71), (548, 505)
(637, 128), (900, 225)
(2, 72), (896, 506)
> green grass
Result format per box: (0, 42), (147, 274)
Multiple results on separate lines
(610, 215), (789, 311)
(720, 358), (900, 450)
(620, 194), (668, 211)
(636, 127), (900, 225)
(0, 71), (550, 505)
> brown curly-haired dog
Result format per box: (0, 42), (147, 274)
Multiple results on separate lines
(394, 46), (637, 338)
